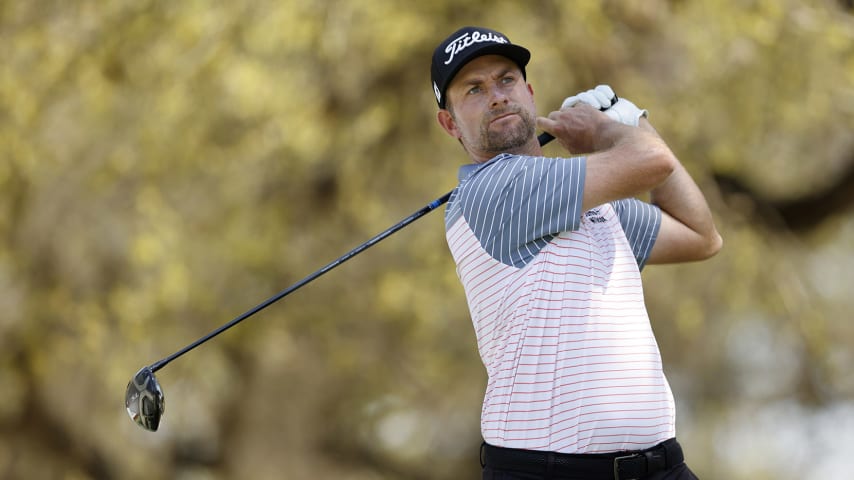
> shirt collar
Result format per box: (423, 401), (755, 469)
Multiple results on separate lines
(457, 153), (513, 182)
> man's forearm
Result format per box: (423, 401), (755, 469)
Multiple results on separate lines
(642, 119), (722, 262)
(651, 162), (719, 240)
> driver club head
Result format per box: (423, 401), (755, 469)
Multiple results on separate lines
(125, 366), (165, 431)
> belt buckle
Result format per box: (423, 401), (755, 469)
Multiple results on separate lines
(613, 453), (642, 480)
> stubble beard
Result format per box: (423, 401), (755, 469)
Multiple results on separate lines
(478, 105), (536, 155)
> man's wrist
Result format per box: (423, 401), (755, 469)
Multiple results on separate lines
(592, 119), (638, 152)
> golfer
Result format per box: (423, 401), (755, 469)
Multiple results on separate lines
(432, 26), (722, 479)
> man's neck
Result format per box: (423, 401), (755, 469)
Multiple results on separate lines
(469, 136), (543, 163)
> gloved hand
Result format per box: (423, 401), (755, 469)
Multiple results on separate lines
(561, 85), (648, 127)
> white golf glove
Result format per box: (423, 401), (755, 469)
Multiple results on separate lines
(561, 84), (648, 127)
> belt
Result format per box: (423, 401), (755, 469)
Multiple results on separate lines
(480, 438), (685, 480)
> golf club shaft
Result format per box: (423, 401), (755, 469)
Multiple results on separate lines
(148, 132), (555, 373)
(149, 191), (451, 372)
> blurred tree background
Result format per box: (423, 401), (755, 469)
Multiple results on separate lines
(1, 0), (853, 478)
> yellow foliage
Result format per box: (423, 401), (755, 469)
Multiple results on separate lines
(1, 1), (852, 478)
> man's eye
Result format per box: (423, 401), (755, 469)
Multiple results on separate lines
(467, 86), (482, 95)
(501, 76), (515, 85)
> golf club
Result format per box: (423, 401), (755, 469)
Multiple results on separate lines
(125, 131), (563, 431)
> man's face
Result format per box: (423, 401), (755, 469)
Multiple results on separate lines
(439, 55), (537, 161)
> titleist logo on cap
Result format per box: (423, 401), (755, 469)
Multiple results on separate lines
(431, 26), (529, 108)
(443, 31), (510, 65)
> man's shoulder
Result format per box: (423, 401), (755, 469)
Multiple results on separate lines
(460, 153), (572, 180)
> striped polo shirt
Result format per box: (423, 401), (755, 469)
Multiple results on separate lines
(445, 153), (675, 454)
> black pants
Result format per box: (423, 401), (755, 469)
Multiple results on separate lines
(480, 439), (699, 480)
(482, 462), (699, 480)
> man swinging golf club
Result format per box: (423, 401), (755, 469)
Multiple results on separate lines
(432, 26), (722, 479)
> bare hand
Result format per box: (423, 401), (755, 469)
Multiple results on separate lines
(536, 103), (614, 154)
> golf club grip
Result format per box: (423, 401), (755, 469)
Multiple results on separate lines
(538, 132), (555, 146)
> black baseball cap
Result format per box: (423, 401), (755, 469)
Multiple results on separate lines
(431, 26), (531, 109)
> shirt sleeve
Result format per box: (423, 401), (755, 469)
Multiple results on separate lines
(453, 155), (587, 267)
(611, 198), (662, 270)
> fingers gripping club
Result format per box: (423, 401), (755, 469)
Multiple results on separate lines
(538, 87), (619, 145)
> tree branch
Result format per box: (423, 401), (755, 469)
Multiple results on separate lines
(714, 152), (854, 232)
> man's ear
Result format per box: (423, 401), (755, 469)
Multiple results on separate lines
(437, 109), (460, 139)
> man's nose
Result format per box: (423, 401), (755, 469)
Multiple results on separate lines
(489, 88), (509, 108)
